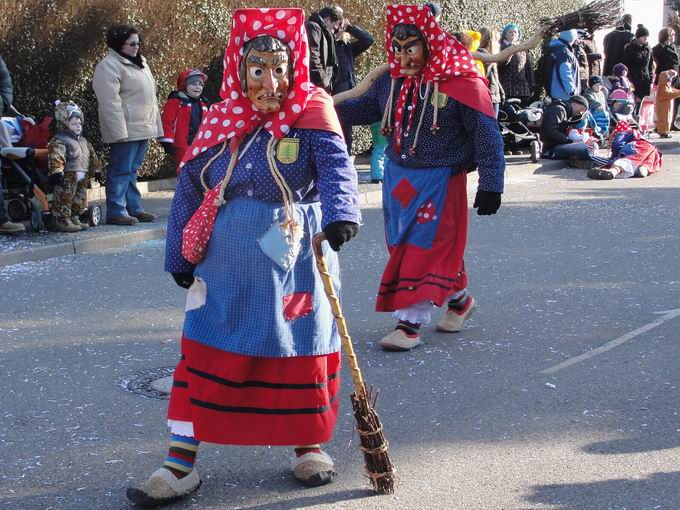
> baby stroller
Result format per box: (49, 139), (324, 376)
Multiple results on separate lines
(498, 99), (544, 163)
(0, 115), (102, 231)
(607, 89), (641, 130)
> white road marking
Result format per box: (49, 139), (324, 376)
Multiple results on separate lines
(541, 308), (680, 375)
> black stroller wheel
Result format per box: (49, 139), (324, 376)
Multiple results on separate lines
(7, 199), (27, 222)
(530, 141), (541, 163)
(88, 205), (102, 227)
(29, 208), (44, 232)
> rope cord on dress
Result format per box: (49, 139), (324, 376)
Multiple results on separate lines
(409, 81), (431, 156)
(380, 79), (397, 134)
(266, 137), (298, 236)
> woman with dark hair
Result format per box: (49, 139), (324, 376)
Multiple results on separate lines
(126, 8), (360, 507)
(622, 25), (653, 105)
(653, 28), (679, 85)
(93, 24), (163, 225)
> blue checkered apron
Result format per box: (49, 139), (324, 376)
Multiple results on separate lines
(182, 197), (341, 358)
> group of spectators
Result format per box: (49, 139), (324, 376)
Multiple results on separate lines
(2, 7), (680, 234)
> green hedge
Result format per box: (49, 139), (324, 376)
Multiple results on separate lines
(0, 0), (584, 178)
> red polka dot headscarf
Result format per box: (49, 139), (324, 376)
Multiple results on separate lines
(385, 4), (480, 82)
(383, 4), (491, 154)
(180, 8), (311, 169)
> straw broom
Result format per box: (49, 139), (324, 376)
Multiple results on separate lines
(542, 0), (624, 35)
(312, 233), (396, 494)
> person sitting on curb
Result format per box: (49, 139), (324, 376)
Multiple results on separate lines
(47, 100), (103, 232)
(583, 75), (611, 136)
(160, 69), (209, 172)
(540, 94), (601, 168)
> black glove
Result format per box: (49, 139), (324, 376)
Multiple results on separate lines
(323, 221), (359, 252)
(161, 142), (175, 156)
(94, 171), (104, 185)
(473, 191), (502, 216)
(171, 272), (194, 289)
(48, 172), (65, 187)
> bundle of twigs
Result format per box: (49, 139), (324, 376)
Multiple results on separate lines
(312, 234), (396, 494)
(541, 0), (624, 35)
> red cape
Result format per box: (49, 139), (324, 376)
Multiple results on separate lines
(293, 87), (344, 138)
(438, 76), (496, 119)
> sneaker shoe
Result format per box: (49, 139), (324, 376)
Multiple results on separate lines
(126, 467), (201, 508)
(71, 216), (89, 230)
(436, 297), (476, 333)
(55, 218), (81, 233)
(131, 211), (157, 222)
(291, 450), (336, 487)
(0, 220), (25, 234)
(587, 168), (614, 180)
(106, 215), (139, 226)
(379, 328), (422, 351)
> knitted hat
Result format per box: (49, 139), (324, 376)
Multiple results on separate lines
(559, 29), (578, 44)
(588, 75), (603, 87)
(613, 63), (628, 76)
(569, 94), (589, 110)
(177, 68), (208, 90)
(501, 23), (520, 41)
(635, 25), (650, 38)
(54, 100), (84, 131)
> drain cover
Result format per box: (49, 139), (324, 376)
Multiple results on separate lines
(119, 367), (175, 400)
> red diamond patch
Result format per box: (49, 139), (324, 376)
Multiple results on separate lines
(391, 178), (417, 208)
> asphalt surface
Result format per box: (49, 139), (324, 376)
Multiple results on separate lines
(1, 148), (680, 509)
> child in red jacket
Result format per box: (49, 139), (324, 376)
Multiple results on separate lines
(160, 69), (208, 172)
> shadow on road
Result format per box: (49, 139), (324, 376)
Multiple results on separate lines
(524, 471), (680, 509)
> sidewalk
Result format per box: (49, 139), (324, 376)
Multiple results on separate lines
(3, 140), (675, 268)
(0, 163), (383, 267)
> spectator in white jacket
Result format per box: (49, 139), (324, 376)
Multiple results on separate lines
(93, 24), (163, 225)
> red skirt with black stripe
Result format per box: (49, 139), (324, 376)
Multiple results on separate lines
(168, 336), (341, 445)
(376, 171), (468, 312)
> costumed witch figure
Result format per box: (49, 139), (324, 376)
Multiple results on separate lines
(127, 8), (361, 507)
(336, 4), (505, 352)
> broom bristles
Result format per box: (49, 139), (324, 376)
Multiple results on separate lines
(541, 0), (624, 35)
(351, 387), (396, 494)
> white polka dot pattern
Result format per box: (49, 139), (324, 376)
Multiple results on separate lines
(179, 8), (312, 168)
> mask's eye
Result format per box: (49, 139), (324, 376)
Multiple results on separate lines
(274, 63), (288, 77)
(392, 43), (402, 55)
(407, 46), (418, 55)
(249, 66), (264, 80)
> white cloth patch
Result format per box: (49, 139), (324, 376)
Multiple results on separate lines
(185, 277), (207, 312)
(393, 300), (435, 325)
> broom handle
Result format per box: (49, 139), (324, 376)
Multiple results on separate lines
(312, 233), (367, 401)
(333, 25), (548, 106)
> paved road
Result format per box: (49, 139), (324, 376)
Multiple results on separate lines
(2, 157), (680, 509)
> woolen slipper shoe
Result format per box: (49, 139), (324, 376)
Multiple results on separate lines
(379, 329), (422, 351)
(292, 450), (336, 487)
(126, 468), (201, 508)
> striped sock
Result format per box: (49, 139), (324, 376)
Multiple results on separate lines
(395, 320), (421, 337)
(163, 434), (200, 479)
(294, 444), (321, 457)
(448, 291), (469, 311)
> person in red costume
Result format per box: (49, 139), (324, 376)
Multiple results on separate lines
(336, 4), (505, 351)
(127, 8), (361, 507)
(159, 69), (209, 172)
